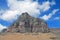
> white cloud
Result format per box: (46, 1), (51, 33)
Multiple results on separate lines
(40, 14), (52, 20)
(40, 9), (59, 20)
(50, 0), (56, 5)
(0, 10), (20, 21)
(54, 17), (60, 20)
(7, 0), (40, 17)
(39, 1), (50, 11)
(39, 1), (55, 11)
(0, 0), (56, 21)
(52, 9), (59, 15)
(0, 24), (7, 32)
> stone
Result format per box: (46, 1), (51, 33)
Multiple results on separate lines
(3, 12), (49, 33)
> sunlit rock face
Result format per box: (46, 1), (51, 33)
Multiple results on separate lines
(4, 12), (49, 33)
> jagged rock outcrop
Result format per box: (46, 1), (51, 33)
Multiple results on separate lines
(4, 12), (49, 33)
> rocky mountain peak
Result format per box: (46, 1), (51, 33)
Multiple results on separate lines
(3, 12), (49, 33)
(22, 12), (29, 16)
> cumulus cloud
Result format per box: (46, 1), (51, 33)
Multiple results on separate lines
(39, 1), (55, 11)
(0, 10), (20, 21)
(7, 0), (40, 17)
(0, 0), (55, 21)
(40, 9), (59, 20)
(0, 24), (7, 32)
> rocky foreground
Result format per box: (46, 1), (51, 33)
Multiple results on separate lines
(0, 33), (56, 40)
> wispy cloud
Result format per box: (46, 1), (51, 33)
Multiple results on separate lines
(40, 9), (59, 20)
(54, 17), (60, 20)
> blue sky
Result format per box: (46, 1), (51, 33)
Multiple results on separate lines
(0, 0), (60, 31)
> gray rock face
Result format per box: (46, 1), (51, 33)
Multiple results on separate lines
(5, 12), (49, 33)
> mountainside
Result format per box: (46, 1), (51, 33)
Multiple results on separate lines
(3, 12), (49, 33)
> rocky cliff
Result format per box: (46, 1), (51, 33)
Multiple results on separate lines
(4, 12), (49, 33)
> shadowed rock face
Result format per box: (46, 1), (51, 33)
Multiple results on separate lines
(4, 12), (49, 33)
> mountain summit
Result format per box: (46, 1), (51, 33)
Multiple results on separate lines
(3, 12), (49, 33)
